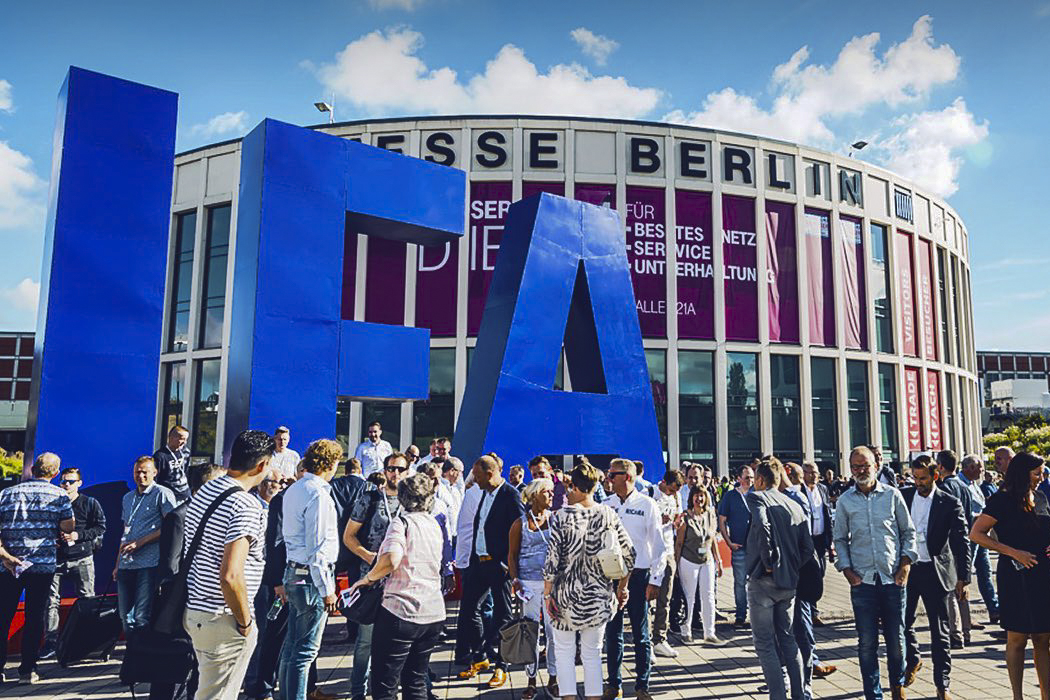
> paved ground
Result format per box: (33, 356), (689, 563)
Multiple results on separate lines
(0, 560), (1038, 699)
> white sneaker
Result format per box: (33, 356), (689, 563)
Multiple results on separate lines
(703, 635), (725, 646)
(653, 640), (678, 658)
(678, 627), (692, 644)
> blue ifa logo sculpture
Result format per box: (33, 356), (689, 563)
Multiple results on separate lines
(28, 67), (662, 484)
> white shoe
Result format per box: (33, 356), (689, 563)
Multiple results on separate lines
(703, 635), (724, 646)
(678, 627), (692, 644)
(653, 640), (678, 658)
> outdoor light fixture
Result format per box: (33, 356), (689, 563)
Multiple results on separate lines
(848, 140), (868, 157)
(314, 101), (334, 124)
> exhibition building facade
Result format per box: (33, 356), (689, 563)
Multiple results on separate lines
(162, 116), (979, 473)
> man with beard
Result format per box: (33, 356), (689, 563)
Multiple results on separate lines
(834, 446), (917, 700)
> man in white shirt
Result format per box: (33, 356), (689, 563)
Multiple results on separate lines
(279, 439), (342, 700)
(604, 458), (666, 700)
(270, 426), (302, 480)
(354, 422), (394, 478)
(652, 469), (684, 658)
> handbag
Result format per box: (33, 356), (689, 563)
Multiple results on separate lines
(152, 485), (242, 636)
(343, 580), (386, 625)
(598, 527), (629, 580)
(499, 598), (539, 666)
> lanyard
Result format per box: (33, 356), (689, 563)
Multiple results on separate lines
(380, 490), (401, 523)
(125, 489), (151, 534)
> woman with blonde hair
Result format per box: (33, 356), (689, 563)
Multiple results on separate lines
(508, 477), (557, 698)
(543, 463), (634, 700)
(675, 484), (722, 644)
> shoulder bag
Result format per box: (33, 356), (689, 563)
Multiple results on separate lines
(151, 485), (242, 636)
(343, 511), (399, 624)
(598, 510), (629, 580)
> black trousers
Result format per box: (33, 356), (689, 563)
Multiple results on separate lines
(242, 597), (316, 698)
(0, 570), (53, 674)
(459, 557), (512, 668)
(905, 562), (952, 690)
(370, 606), (442, 700)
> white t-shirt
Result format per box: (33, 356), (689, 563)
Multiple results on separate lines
(270, 449), (301, 479)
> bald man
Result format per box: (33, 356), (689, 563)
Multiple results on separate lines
(456, 455), (524, 689)
(993, 447), (1014, 476)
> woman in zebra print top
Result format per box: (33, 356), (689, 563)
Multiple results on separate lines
(542, 463), (635, 699)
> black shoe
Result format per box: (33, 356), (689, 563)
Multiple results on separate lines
(38, 646), (56, 661)
(950, 639), (964, 650)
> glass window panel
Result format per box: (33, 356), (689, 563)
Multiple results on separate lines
(198, 205), (231, 349)
(361, 402), (402, 451)
(160, 362), (187, 446)
(336, 398), (352, 457)
(727, 352), (760, 465)
(678, 350), (715, 467)
(192, 359), (221, 458)
(645, 349), (668, 453)
(13, 382), (29, 401)
(878, 363), (899, 462)
(937, 249), (952, 365)
(168, 211), (196, 352)
(413, 348), (456, 452)
(770, 355), (802, 461)
(870, 223), (894, 353)
(846, 360), (870, 448)
(811, 357), (838, 461)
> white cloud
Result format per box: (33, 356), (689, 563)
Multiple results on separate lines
(0, 140), (46, 230)
(570, 27), (619, 66)
(314, 28), (662, 118)
(0, 278), (39, 314)
(664, 15), (985, 197)
(369, 0), (425, 9)
(0, 80), (11, 113)
(190, 111), (249, 138)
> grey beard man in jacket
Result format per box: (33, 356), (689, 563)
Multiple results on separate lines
(746, 459), (815, 700)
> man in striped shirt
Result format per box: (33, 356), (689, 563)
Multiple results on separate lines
(182, 430), (274, 700)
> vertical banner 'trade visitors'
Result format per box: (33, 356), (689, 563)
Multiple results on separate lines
(896, 231), (918, 357)
(905, 366), (923, 453)
(723, 195), (758, 342)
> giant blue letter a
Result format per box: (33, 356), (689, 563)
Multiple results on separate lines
(453, 193), (663, 471)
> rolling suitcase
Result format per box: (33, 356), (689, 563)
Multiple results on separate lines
(56, 593), (122, 666)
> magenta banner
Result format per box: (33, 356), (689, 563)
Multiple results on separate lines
(523, 181), (565, 198)
(723, 195), (758, 342)
(926, 369), (942, 450)
(803, 209), (834, 347)
(574, 183), (617, 209)
(365, 236), (406, 325)
(416, 236), (458, 337)
(765, 201), (799, 344)
(467, 181), (512, 335)
(340, 231), (358, 320)
(896, 231), (918, 357)
(905, 366), (923, 452)
(839, 216), (868, 350)
(626, 186), (667, 337)
(918, 238), (938, 361)
(675, 190), (714, 340)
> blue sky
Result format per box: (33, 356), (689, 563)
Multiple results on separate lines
(2, 0), (1048, 349)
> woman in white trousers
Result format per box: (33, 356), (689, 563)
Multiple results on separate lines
(675, 485), (722, 644)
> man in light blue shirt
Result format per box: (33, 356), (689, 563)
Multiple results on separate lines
(834, 446), (917, 700)
(278, 439), (342, 700)
(959, 455), (999, 624)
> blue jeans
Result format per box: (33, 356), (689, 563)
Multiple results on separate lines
(971, 544), (999, 616)
(851, 580), (906, 700)
(792, 596), (815, 700)
(748, 577), (802, 700)
(352, 622), (374, 697)
(731, 547), (748, 622)
(605, 569), (652, 691)
(279, 564), (329, 700)
(116, 566), (156, 631)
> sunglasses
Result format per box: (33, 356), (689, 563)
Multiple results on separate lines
(608, 471), (627, 478)
(385, 465), (409, 473)
(60, 479), (79, 485)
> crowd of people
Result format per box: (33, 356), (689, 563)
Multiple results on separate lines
(0, 422), (1047, 700)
